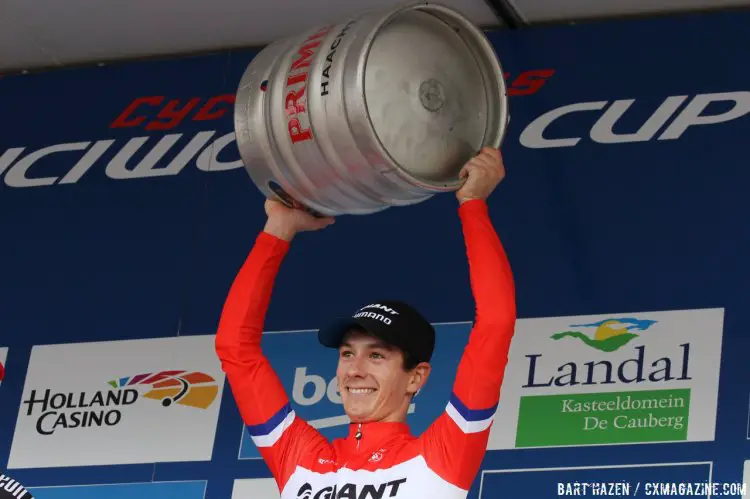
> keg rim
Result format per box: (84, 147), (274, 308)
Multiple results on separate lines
(356, 1), (510, 192)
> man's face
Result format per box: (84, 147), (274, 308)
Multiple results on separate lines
(336, 329), (428, 423)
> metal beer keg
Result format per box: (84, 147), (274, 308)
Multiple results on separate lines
(234, 2), (509, 217)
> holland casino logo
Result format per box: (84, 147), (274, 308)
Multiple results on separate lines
(22, 370), (218, 436)
(524, 317), (692, 388)
(550, 318), (658, 352)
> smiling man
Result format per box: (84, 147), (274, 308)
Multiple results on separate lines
(215, 147), (517, 498)
(321, 300), (436, 431)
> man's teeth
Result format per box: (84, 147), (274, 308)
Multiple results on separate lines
(349, 388), (376, 394)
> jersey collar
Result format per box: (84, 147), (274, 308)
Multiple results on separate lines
(344, 421), (411, 453)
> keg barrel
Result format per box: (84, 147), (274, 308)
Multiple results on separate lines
(234, 1), (509, 217)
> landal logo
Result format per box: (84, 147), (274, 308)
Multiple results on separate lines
(23, 369), (218, 436)
(551, 318), (658, 352)
(488, 309), (725, 451)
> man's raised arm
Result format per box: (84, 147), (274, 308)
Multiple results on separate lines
(215, 229), (295, 442)
(215, 200), (335, 490)
(421, 149), (517, 491)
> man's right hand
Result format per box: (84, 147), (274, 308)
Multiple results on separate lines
(263, 198), (335, 242)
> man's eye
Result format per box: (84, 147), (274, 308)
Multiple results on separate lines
(371, 352), (384, 359)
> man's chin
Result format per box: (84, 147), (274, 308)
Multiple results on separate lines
(345, 407), (374, 423)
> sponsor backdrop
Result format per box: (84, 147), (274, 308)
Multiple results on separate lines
(0, 8), (749, 499)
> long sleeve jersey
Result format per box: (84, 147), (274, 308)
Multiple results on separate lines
(215, 199), (517, 499)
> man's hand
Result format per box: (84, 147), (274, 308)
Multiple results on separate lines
(455, 147), (506, 205)
(263, 198), (335, 242)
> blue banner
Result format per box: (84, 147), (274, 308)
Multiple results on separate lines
(479, 463), (711, 498)
(28, 481), (206, 499)
(0, 8), (748, 499)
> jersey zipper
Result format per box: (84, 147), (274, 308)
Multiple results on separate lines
(342, 423), (364, 469)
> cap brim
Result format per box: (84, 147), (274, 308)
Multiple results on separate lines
(318, 315), (406, 355)
(317, 317), (363, 348)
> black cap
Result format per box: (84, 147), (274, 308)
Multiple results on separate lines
(318, 300), (436, 364)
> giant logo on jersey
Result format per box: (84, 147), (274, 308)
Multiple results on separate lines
(487, 308), (725, 449)
(295, 478), (407, 499)
(7, 335), (225, 469)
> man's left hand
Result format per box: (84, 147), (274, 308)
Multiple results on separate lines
(455, 147), (506, 205)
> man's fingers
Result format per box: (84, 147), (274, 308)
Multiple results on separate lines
(479, 147), (500, 162)
(459, 164), (471, 179)
(473, 152), (499, 169)
(461, 147), (502, 181)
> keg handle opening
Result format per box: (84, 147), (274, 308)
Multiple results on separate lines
(267, 180), (327, 219)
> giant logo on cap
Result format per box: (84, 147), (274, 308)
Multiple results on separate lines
(353, 303), (400, 326)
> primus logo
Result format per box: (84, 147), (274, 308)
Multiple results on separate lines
(296, 478), (407, 499)
(22, 370), (218, 435)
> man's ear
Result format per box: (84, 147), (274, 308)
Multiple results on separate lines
(407, 362), (432, 395)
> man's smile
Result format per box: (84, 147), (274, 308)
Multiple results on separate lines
(347, 387), (377, 395)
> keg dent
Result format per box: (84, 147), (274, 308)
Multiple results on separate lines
(234, 1), (510, 217)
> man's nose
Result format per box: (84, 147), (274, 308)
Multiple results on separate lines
(346, 356), (366, 377)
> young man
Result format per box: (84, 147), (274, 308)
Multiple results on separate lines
(216, 147), (516, 498)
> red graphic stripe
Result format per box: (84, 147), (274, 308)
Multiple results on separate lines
(140, 370), (185, 385)
(128, 373), (151, 385)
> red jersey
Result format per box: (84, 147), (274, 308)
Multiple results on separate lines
(216, 199), (516, 498)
